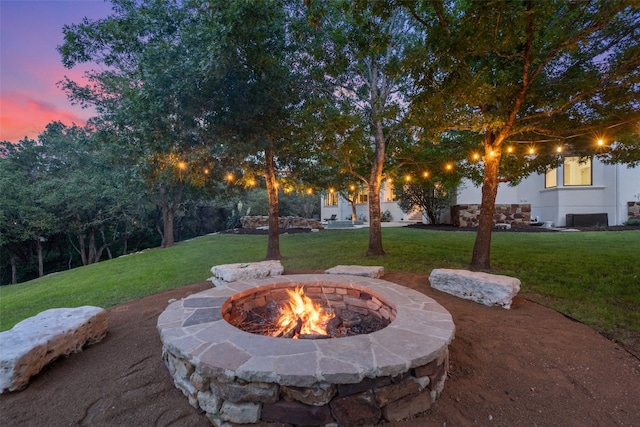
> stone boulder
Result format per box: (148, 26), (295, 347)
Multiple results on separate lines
(325, 265), (385, 278)
(0, 306), (108, 393)
(429, 269), (520, 309)
(209, 260), (284, 287)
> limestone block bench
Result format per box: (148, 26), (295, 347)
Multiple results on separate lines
(429, 269), (520, 309)
(0, 306), (108, 393)
(209, 260), (284, 287)
(325, 265), (385, 278)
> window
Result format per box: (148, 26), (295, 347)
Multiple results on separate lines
(324, 191), (338, 206)
(563, 157), (591, 186)
(545, 167), (557, 188)
(356, 191), (368, 204)
(384, 182), (396, 202)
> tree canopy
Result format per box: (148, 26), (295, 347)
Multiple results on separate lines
(403, 0), (640, 269)
(4, 0), (637, 281)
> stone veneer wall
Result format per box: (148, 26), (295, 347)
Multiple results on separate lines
(628, 202), (640, 221)
(452, 204), (531, 227)
(163, 346), (448, 427)
(240, 216), (324, 230)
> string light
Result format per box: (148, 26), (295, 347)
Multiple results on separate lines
(445, 163), (453, 171)
(556, 146), (563, 153)
(404, 175), (411, 182)
(597, 139), (605, 146)
(423, 171), (429, 178)
(177, 161), (187, 170)
(306, 188), (313, 195)
(472, 153), (480, 161)
(528, 147), (535, 155)
(507, 146), (514, 153)
(226, 173), (234, 181)
(329, 188), (334, 193)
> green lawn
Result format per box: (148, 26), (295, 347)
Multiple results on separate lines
(1, 228), (638, 350)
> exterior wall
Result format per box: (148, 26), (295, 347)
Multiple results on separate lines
(320, 182), (420, 223)
(457, 158), (640, 226)
(320, 160), (640, 227)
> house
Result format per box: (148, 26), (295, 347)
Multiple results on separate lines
(320, 156), (640, 227)
(321, 183), (422, 224)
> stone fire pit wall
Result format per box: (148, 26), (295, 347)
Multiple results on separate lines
(157, 274), (455, 427)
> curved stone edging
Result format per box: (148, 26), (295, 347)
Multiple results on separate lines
(157, 274), (455, 426)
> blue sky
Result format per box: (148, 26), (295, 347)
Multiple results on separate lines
(0, 0), (112, 143)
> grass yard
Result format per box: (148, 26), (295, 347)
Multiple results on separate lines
(1, 227), (638, 351)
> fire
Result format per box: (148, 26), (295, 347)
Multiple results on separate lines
(273, 287), (334, 338)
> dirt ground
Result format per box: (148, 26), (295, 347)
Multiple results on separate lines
(1, 271), (638, 427)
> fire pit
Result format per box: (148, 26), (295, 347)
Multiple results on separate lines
(157, 274), (455, 426)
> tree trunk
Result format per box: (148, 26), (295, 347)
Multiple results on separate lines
(37, 237), (44, 277)
(470, 140), (501, 271)
(88, 227), (97, 264)
(367, 120), (386, 256)
(350, 199), (357, 223)
(100, 227), (113, 260)
(10, 252), (18, 284)
(78, 233), (88, 266)
(162, 207), (175, 248)
(265, 148), (281, 260)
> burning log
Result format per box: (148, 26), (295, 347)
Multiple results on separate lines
(276, 317), (302, 338)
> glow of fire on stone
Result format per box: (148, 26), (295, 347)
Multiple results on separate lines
(273, 287), (335, 338)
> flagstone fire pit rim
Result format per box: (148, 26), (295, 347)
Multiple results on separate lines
(157, 274), (455, 387)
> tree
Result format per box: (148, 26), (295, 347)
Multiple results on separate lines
(59, 0), (310, 257)
(0, 138), (59, 281)
(59, 0), (223, 248)
(405, 0), (640, 270)
(304, 0), (417, 255)
(0, 123), (143, 283)
(35, 123), (142, 265)
(191, 0), (312, 259)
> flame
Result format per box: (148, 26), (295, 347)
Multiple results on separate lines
(273, 287), (334, 338)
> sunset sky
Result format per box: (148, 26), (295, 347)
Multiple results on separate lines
(0, 0), (113, 143)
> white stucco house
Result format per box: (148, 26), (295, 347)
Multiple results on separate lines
(320, 156), (640, 227)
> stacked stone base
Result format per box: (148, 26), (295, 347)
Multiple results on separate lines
(240, 216), (324, 230)
(628, 201), (640, 222)
(452, 204), (531, 227)
(157, 274), (455, 427)
(163, 347), (448, 426)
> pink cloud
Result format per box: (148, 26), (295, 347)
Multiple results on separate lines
(0, 93), (92, 143)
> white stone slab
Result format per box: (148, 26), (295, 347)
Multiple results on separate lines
(325, 265), (385, 278)
(209, 260), (284, 287)
(0, 306), (108, 393)
(429, 268), (520, 309)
